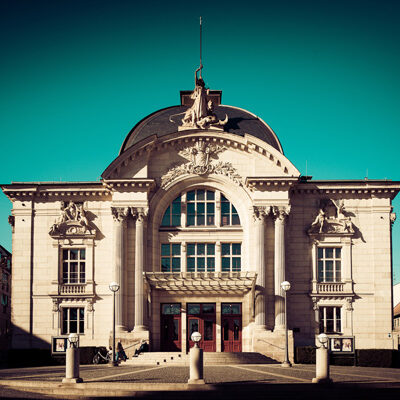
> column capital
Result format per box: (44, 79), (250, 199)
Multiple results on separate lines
(111, 207), (130, 223)
(130, 207), (148, 223)
(253, 206), (271, 222)
(273, 206), (291, 222)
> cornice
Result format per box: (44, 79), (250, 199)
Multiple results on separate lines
(292, 180), (400, 198)
(246, 177), (298, 189)
(102, 179), (156, 192)
(1, 182), (110, 201)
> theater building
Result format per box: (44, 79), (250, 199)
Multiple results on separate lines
(2, 68), (399, 360)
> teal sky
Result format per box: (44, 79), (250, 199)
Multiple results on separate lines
(1, 0), (399, 281)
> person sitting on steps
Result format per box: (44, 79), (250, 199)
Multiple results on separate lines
(133, 340), (149, 357)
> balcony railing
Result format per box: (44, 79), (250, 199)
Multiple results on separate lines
(317, 282), (344, 293)
(59, 284), (86, 295)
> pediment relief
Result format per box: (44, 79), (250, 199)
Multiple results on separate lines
(307, 199), (355, 236)
(160, 139), (244, 188)
(102, 133), (300, 183)
(49, 201), (95, 238)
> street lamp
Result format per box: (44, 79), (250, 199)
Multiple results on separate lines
(68, 333), (79, 348)
(281, 280), (291, 368)
(317, 333), (328, 348)
(109, 281), (120, 367)
(191, 331), (202, 348)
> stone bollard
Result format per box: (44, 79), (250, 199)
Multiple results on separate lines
(312, 334), (332, 384)
(188, 332), (205, 384)
(62, 334), (83, 383)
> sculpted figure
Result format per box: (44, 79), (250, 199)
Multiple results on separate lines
(311, 209), (326, 233)
(171, 65), (228, 130)
(77, 204), (90, 232)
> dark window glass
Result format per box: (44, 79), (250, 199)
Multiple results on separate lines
(187, 258), (195, 272)
(187, 191), (195, 201)
(221, 244), (230, 256)
(172, 244), (180, 256)
(221, 258), (230, 272)
(223, 320), (229, 340)
(188, 304), (200, 314)
(162, 304), (181, 315)
(233, 319), (240, 340)
(204, 320), (213, 341)
(161, 196), (181, 227)
(161, 244), (170, 256)
(173, 320), (179, 340)
(202, 304), (215, 314)
(189, 319), (200, 335)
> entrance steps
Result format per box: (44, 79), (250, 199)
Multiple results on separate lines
(126, 352), (277, 366)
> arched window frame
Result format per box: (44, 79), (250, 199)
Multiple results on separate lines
(160, 189), (241, 228)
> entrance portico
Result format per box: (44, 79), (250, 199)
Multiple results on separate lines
(146, 272), (256, 353)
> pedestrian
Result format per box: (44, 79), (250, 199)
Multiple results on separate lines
(116, 341), (128, 362)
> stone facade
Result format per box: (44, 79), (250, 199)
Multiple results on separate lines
(2, 80), (399, 361)
(0, 244), (11, 351)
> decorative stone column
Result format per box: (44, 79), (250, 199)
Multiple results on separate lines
(273, 206), (290, 330)
(253, 206), (270, 330)
(111, 207), (129, 332)
(132, 207), (148, 332)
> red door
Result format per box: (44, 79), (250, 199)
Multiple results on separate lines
(160, 304), (181, 351)
(187, 303), (216, 352)
(221, 303), (242, 352)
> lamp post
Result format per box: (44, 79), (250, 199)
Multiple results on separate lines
(281, 280), (291, 368)
(109, 281), (120, 367)
(62, 333), (82, 383)
(188, 332), (205, 384)
(313, 333), (332, 383)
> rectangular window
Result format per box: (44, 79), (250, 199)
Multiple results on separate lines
(62, 249), (86, 284)
(187, 243), (215, 272)
(221, 243), (241, 272)
(319, 306), (341, 333)
(62, 307), (84, 334)
(186, 190), (215, 226)
(317, 247), (341, 282)
(161, 244), (181, 272)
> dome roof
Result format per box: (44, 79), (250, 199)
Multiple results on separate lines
(120, 104), (283, 155)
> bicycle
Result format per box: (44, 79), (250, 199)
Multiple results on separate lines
(92, 347), (111, 364)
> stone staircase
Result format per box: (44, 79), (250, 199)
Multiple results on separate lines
(126, 352), (277, 366)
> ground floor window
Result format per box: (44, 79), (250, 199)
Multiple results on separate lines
(62, 307), (84, 334)
(319, 306), (341, 333)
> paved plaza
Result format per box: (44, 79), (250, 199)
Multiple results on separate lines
(1, 363), (400, 399)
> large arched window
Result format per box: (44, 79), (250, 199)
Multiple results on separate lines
(159, 189), (243, 273)
(160, 189), (240, 228)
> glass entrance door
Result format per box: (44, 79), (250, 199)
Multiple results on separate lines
(221, 303), (242, 352)
(160, 303), (181, 351)
(187, 303), (216, 352)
